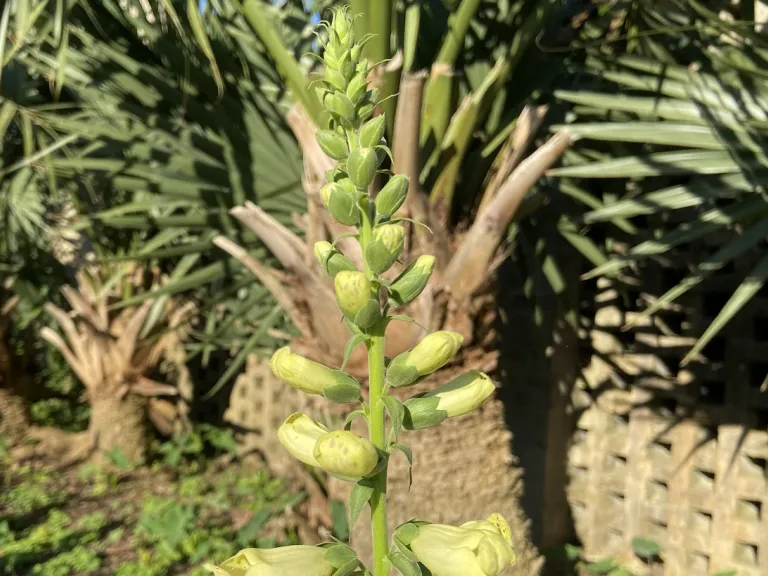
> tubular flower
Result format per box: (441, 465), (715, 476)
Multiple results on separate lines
(269, 346), (358, 396)
(404, 371), (495, 430)
(386, 331), (464, 388)
(204, 545), (335, 576)
(410, 515), (515, 576)
(313, 430), (378, 479)
(276, 413), (327, 467)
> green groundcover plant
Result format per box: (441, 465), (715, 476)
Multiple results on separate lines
(203, 7), (514, 576)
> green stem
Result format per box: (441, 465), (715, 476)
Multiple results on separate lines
(359, 197), (388, 576)
(367, 331), (388, 576)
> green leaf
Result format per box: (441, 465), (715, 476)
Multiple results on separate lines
(344, 409), (367, 430)
(388, 552), (422, 576)
(683, 251), (768, 365)
(342, 333), (369, 370)
(324, 544), (358, 569)
(631, 537), (661, 559)
(186, 0), (223, 97)
(331, 559), (363, 576)
(323, 378), (362, 404)
(585, 558), (619, 574)
(203, 305), (284, 400)
(394, 522), (420, 546)
(382, 396), (405, 442)
(555, 91), (744, 127)
(330, 500), (349, 542)
(348, 479), (375, 529)
(391, 443), (413, 489)
(558, 122), (730, 150)
(104, 446), (134, 470)
(564, 544), (583, 561)
(583, 197), (767, 279)
(559, 228), (608, 268)
(549, 150), (750, 178)
(583, 175), (755, 223)
(631, 217), (768, 327)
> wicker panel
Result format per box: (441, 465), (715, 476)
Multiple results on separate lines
(569, 237), (768, 576)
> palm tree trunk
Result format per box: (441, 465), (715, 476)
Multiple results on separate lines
(89, 392), (148, 462)
(0, 386), (30, 445)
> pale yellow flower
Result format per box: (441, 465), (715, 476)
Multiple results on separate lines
(276, 413), (327, 467)
(410, 514), (515, 576)
(204, 545), (334, 576)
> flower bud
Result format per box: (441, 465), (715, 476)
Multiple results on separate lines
(204, 545), (335, 576)
(277, 413), (328, 467)
(350, 43), (363, 62)
(323, 92), (356, 122)
(386, 331), (464, 388)
(346, 71), (368, 102)
(338, 52), (356, 81)
(324, 66), (347, 92)
(375, 174), (409, 218)
(334, 271), (381, 329)
(359, 115), (387, 148)
(388, 255), (435, 306)
(320, 181), (360, 226)
(331, 7), (352, 46)
(404, 371), (495, 430)
(346, 147), (379, 189)
(314, 241), (357, 278)
(357, 101), (376, 122)
(409, 515), (515, 576)
(365, 224), (404, 274)
(316, 129), (349, 161)
(313, 430), (378, 479)
(270, 346), (358, 396)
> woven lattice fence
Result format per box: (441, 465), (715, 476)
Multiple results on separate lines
(569, 231), (768, 575)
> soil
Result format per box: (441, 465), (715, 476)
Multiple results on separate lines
(0, 450), (311, 576)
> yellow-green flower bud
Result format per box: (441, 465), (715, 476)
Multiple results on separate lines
(365, 224), (405, 274)
(331, 7), (352, 46)
(334, 271), (381, 329)
(404, 371), (495, 430)
(320, 181), (360, 226)
(346, 71), (368, 102)
(323, 92), (356, 122)
(346, 147), (379, 189)
(324, 66), (347, 92)
(269, 346), (358, 396)
(313, 430), (378, 479)
(375, 174), (409, 218)
(386, 331), (464, 388)
(316, 129), (349, 161)
(357, 100), (376, 122)
(314, 241), (357, 278)
(204, 545), (335, 576)
(409, 515), (515, 576)
(277, 413), (328, 467)
(360, 115), (387, 148)
(338, 52), (356, 81)
(388, 255), (435, 306)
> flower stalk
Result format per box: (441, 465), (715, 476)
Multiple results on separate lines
(205, 7), (510, 576)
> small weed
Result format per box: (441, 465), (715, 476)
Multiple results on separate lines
(78, 463), (120, 496)
(3, 478), (64, 516)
